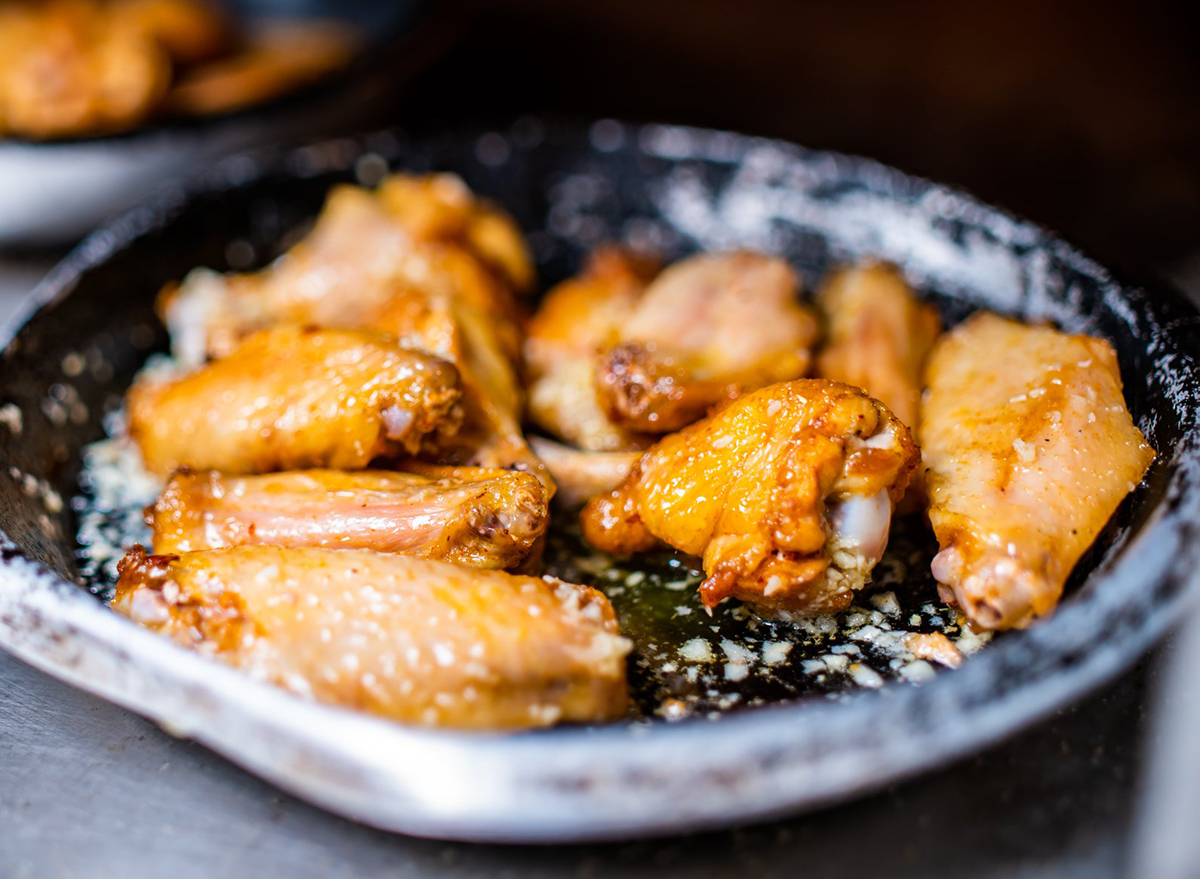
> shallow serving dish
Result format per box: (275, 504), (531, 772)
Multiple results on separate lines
(0, 120), (1198, 843)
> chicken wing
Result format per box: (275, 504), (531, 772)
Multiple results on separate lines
(582, 380), (920, 615)
(157, 176), (527, 366)
(816, 263), (941, 430)
(127, 326), (462, 476)
(157, 176), (550, 490)
(150, 467), (547, 569)
(596, 252), (820, 433)
(525, 247), (659, 452)
(113, 545), (631, 729)
(528, 437), (641, 508)
(920, 312), (1154, 630)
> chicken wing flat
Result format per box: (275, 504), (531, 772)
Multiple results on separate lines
(525, 247), (659, 452)
(113, 545), (631, 729)
(150, 467), (547, 569)
(596, 252), (820, 433)
(127, 326), (462, 476)
(816, 263), (941, 430)
(921, 312), (1154, 630)
(582, 380), (920, 615)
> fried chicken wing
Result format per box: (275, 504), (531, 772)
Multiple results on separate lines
(525, 247), (659, 452)
(127, 326), (462, 476)
(596, 252), (819, 433)
(582, 380), (920, 615)
(816, 263), (941, 430)
(156, 176), (551, 490)
(920, 312), (1154, 630)
(528, 437), (641, 508)
(150, 467), (547, 569)
(113, 545), (631, 729)
(158, 176), (527, 366)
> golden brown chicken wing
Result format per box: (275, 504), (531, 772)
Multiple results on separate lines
(525, 247), (659, 452)
(127, 326), (462, 476)
(150, 467), (548, 569)
(156, 176), (550, 490)
(920, 312), (1154, 630)
(157, 176), (527, 366)
(112, 545), (631, 729)
(596, 252), (820, 433)
(816, 262), (941, 430)
(582, 380), (920, 615)
(528, 437), (642, 508)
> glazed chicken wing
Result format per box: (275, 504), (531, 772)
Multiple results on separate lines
(127, 326), (462, 476)
(525, 247), (659, 452)
(582, 380), (920, 615)
(596, 252), (819, 433)
(150, 467), (548, 569)
(920, 312), (1154, 630)
(816, 263), (941, 430)
(113, 545), (631, 729)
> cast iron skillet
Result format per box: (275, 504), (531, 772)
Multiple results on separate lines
(0, 120), (1198, 843)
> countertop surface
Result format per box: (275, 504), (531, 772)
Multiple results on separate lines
(0, 258), (1180, 878)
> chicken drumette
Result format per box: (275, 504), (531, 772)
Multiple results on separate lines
(150, 466), (547, 569)
(596, 252), (819, 433)
(920, 312), (1154, 630)
(113, 545), (631, 729)
(127, 326), (462, 476)
(582, 379), (920, 616)
(816, 262), (941, 431)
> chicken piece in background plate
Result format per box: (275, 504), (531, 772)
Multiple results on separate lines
(112, 545), (631, 729)
(150, 467), (548, 569)
(525, 247), (660, 452)
(582, 379), (920, 616)
(816, 262), (941, 431)
(596, 252), (819, 433)
(0, 0), (228, 140)
(921, 312), (1154, 630)
(127, 326), (462, 476)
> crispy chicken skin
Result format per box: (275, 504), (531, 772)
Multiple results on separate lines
(582, 380), (920, 615)
(525, 247), (659, 452)
(596, 252), (819, 433)
(816, 263), (941, 430)
(0, 0), (227, 139)
(156, 175), (550, 490)
(921, 313), (1154, 630)
(150, 467), (548, 569)
(528, 437), (642, 508)
(113, 545), (631, 729)
(127, 326), (462, 476)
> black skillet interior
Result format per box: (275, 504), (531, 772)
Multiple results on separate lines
(3, 119), (1199, 724)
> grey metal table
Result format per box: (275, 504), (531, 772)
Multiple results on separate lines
(0, 259), (1167, 879)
